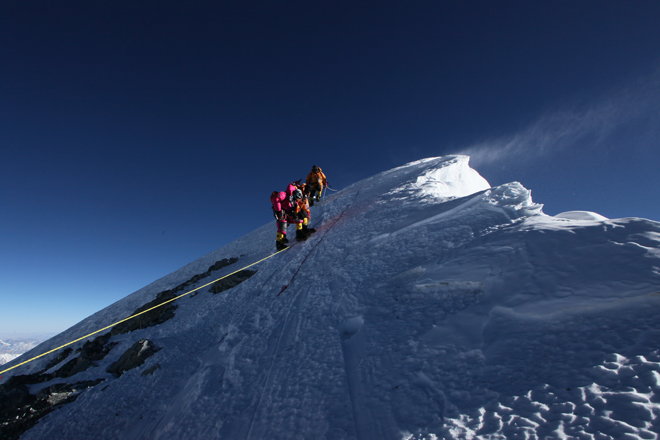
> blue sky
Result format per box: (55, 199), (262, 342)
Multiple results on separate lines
(1, 1), (660, 337)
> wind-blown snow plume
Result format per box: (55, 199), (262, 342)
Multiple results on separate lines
(460, 68), (660, 167)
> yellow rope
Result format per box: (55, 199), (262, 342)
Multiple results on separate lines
(0, 248), (288, 378)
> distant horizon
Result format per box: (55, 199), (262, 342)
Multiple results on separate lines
(0, 332), (57, 341)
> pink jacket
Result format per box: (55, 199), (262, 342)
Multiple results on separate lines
(285, 183), (298, 198)
(271, 189), (302, 223)
(271, 191), (289, 212)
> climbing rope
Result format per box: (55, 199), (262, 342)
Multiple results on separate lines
(0, 248), (288, 379)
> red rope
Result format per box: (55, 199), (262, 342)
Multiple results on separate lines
(278, 190), (360, 296)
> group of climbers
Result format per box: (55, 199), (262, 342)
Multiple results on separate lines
(270, 165), (329, 251)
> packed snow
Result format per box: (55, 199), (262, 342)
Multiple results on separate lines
(3, 155), (660, 439)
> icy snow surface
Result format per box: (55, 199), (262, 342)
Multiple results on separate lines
(4, 155), (660, 439)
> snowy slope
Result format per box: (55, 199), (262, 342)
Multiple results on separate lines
(3, 155), (660, 440)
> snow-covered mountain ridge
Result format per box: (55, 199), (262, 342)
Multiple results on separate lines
(2, 155), (660, 439)
(0, 339), (45, 366)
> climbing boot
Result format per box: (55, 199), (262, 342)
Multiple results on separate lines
(296, 229), (309, 242)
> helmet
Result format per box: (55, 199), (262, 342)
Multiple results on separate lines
(292, 189), (303, 200)
(312, 165), (319, 173)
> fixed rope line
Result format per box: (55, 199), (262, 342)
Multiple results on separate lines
(0, 248), (288, 379)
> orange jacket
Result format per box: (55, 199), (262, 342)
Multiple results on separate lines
(297, 196), (310, 215)
(306, 168), (327, 187)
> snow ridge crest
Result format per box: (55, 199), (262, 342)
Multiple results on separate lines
(383, 155), (490, 202)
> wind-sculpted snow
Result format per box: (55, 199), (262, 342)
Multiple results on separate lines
(4, 155), (660, 440)
(384, 156), (490, 201)
(555, 210), (610, 221)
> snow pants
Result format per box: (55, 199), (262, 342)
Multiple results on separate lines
(276, 212), (305, 241)
(306, 184), (323, 202)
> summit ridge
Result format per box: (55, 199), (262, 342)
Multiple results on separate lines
(3, 156), (660, 440)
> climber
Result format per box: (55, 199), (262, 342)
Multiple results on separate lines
(271, 184), (306, 250)
(305, 165), (328, 206)
(294, 182), (316, 237)
(285, 182), (315, 242)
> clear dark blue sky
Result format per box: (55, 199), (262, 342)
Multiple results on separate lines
(2, 1), (660, 336)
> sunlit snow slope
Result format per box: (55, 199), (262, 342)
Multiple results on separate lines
(5, 155), (660, 440)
